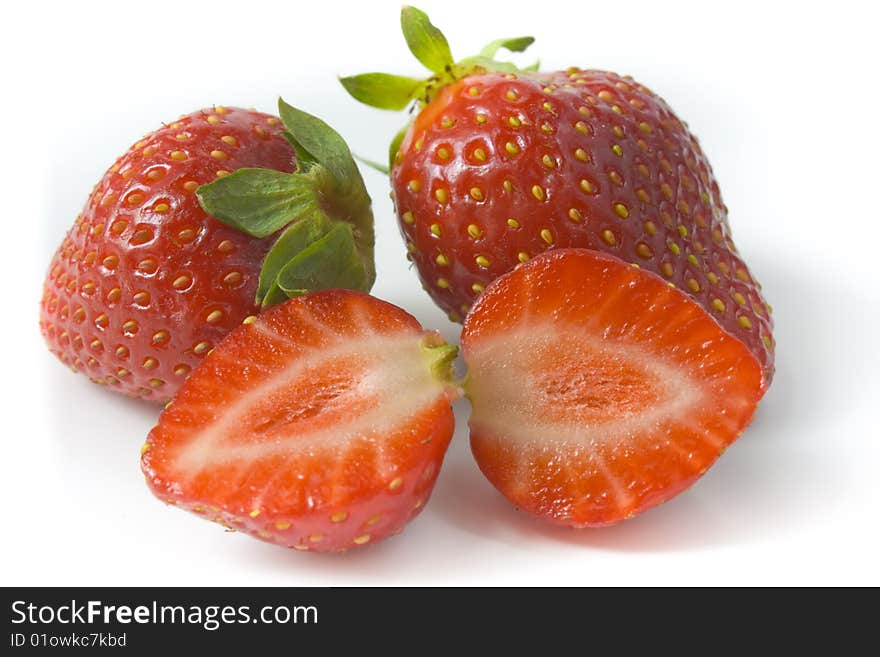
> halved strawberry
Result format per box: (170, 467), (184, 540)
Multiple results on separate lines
(461, 249), (767, 527)
(141, 289), (459, 551)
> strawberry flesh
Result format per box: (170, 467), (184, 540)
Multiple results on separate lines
(461, 249), (766, 527)
(142, 289), (457, 551)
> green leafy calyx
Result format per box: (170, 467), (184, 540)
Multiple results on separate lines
(339, 5), (538, 170)
(340, 7), (536, 106)
(197, 99), (375, 308)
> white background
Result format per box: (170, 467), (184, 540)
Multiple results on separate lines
(3, 0), (878, 586)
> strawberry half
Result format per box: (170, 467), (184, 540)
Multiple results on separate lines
(41, 100), (375, 402)
(461, 249), (767, 527)
(342, 6), (774, 382)
(141, 289), (459, 551)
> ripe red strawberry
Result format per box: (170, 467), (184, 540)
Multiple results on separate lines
(41, 101), (375, 401)
(141, 289), (458, 552)
(461, 249), (767, 527)
(342, 6), (773, 380)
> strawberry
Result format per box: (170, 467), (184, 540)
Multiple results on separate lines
(461, 249), (767, 527)
(41, 100), (375, 401)
(141, 289), (459, 552)
(342, 6), (773, 380)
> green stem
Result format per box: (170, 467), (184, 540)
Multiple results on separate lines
(421, 338), (459, 384)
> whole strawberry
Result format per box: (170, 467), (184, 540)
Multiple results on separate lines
(41, 100), (375, 401)
(343, 6), (773, 380)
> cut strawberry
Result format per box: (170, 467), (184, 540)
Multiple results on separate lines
(141, 289), (458, 551)
(461, 248), (767, 527)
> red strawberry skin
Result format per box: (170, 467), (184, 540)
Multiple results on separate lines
(142, 289), (457, 552)
(40, 106), (296, 401)
(392, 70), (774, 379)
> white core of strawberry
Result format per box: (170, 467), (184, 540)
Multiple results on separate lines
(171, 329), (448, 483)
(466, 327), (710, 448)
